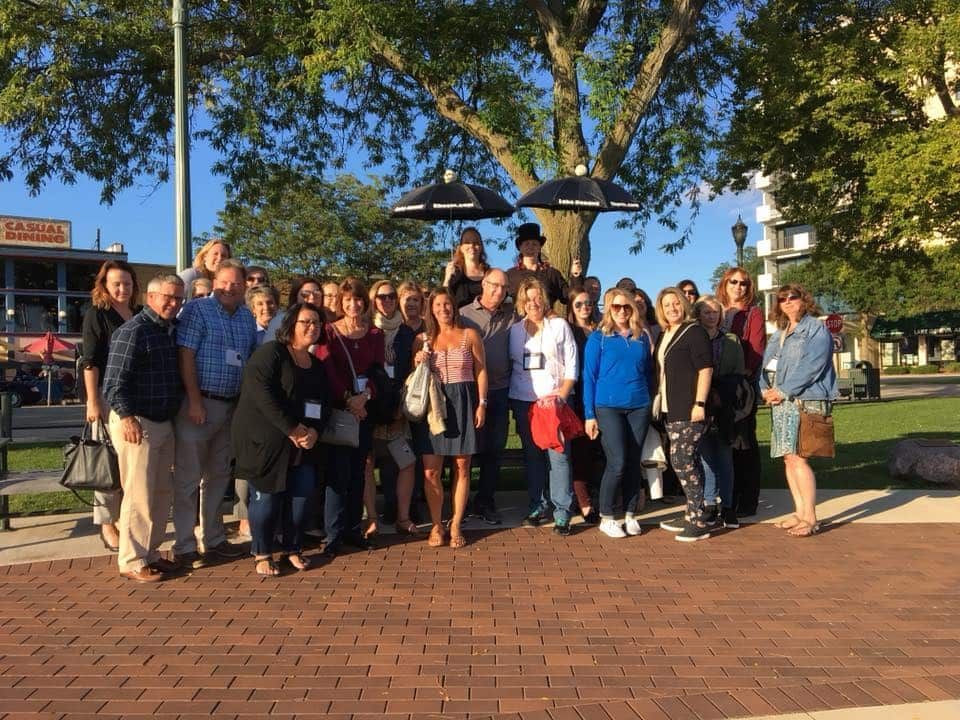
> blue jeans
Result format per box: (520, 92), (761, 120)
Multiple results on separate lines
(595, 405), (650, 518)
(701, 426), (734, 509)
(324, 417), (373, 548)
(473, 387), (510, 508)
(248, 463), (317, 556)
(510, 399), (573, 524)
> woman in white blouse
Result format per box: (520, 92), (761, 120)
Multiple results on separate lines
(508, 277), (578, 535)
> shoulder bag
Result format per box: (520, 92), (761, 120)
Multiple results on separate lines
(319, 329), (361, 448)
(797, 405), (835, 458)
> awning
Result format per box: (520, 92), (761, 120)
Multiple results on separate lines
(871, 310), (960, 339)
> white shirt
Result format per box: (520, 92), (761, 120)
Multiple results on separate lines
(508, 316), (578, 401)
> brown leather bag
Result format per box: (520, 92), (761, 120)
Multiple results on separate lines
(797, 409), (835, 458)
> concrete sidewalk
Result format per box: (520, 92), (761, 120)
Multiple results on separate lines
(1, 486), (958, 566)
(740, 699), (960, 719)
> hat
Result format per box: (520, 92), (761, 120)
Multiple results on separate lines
(615, 277), (637, 293)
(515, 222), (547, 250)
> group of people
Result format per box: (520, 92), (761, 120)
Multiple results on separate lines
(80, 223), (838, 582)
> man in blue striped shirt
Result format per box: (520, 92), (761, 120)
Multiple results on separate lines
(172, 259), (257, 566)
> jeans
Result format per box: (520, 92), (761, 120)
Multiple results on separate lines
(247, 463), (317, 557)
(473, 387), (510, 508)
(596, 405), (650, 518)
(324, 418), (373, 548)
(510, 399), (573, 523)
(701, 426), (734, 509)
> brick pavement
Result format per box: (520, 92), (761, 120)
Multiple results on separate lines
(1, 522), (959, 720)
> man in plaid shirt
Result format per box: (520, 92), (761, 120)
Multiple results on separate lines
(104, 274), (184, 583)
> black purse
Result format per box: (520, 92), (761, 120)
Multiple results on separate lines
(59, 421), (122, 494)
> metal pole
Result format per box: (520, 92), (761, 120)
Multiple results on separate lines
(173, 0), (192, 273)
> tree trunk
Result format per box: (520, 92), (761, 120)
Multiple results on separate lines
(532, 210), (598, 281)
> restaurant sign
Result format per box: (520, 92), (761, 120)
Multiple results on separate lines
(0, 216), (72, 248)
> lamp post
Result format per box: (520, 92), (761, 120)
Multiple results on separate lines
(173, 0), (192, 273)
(731, 214), (748, 268)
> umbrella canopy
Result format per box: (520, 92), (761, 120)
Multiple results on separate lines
(23, 331), (75, 364)
(516, 164), (641, 212)
(391, 170), (514, 221)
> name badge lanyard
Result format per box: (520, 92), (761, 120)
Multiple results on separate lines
(215, 305), (244, 372)
(524, 320), (558, 387)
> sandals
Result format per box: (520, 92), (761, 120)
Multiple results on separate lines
(395, 520), (422, 536)
(427, 524), (447, 547)
(285, 553), (312, 571)
(448, 533), (467, 550)
(788, 521), (821, 537)
(255, 558), (280, 576)
(775, 514), (802, 530)
(363, 521), (379, 540)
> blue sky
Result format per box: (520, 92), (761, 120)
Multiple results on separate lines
(2, 133), (761, 297)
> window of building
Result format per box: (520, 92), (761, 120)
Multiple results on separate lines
(65, 262), (99, 292)
(63, 295), (90, 334)
(12, 294), (59, 333)
(13, 259), (58, 291)
(775, 225), (816, 252)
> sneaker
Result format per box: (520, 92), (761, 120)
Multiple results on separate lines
(702, 504), (720, 526)
(722, 508), (740, 529)
(659, 515), (686, 533)
(473, 503), (502, 525)
(204, 541), (245, 560)
(149, 557), (181, 574)
(582, 508), (600, 525)
(521, 510), (543, 528)
(553, 521), (572, 536)
(173, 551), (204, 569)
(675, 522), (711, 543)
(599, 519), (627, 538)
(624, 517), (642, 536)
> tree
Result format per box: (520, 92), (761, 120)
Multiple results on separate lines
(709, 246), (763, 291)
(713, 0), (960, 256)
(1, 1), (734, 275)
(209, 174), (448, 285)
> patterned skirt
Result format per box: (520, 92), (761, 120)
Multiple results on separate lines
(770, 399), (832, 458)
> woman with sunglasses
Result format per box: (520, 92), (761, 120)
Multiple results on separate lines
(366, 280), (418, 534)
(566, 288), (601, 524)
(716, 266), (766, 518)
(583, 289), (654, 538)
(443, 226), (490, 308)
(760, 285), (837, 537)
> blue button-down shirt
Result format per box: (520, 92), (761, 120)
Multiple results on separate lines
(176, 296), (257, 397)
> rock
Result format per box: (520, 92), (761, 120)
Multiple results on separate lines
(888, 439), (960, 488)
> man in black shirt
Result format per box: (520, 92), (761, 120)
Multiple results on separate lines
(103, 274), (185, 582)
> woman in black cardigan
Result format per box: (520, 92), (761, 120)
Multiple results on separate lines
(652, 288), (714, 543)
(232, 303), (330, 576)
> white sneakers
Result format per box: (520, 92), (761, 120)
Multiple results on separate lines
(599, 519), (627, 538)
(624, 517), (642, 536)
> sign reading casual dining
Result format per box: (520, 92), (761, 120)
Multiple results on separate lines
(0, 216), (72, 248)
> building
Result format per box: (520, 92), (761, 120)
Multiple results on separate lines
(1, 214), (173, 372)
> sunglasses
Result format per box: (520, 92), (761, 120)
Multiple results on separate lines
(574, 301), (594, 309)
(376, 292), (398, 301)
(610, 303), (633, 313)
(778, 293), (801, 303)
(728, 278), (751, 287)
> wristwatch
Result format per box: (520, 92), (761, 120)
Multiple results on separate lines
(694, 400), (706, 408)
(479, 398), (488, 407)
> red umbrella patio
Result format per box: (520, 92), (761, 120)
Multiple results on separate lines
(23, 331), (75, 405)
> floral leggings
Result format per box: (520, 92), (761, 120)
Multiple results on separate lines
(666, 420), (709, 524)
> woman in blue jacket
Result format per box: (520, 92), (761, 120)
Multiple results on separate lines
(583, 288), (653, 539)
(760, 284), (838, 537)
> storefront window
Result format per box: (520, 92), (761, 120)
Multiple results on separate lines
(13, 294), (58, 333)
(66, 262), (99, 292)
(64, 295), (90, 333)
(13, 260), (58, 291)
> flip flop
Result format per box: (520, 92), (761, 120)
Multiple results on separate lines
(449, 534), (467, 550)
(427, 525), (447, 547)
(787, 521), (821, 537)
(255, 558), (280, 576)
(395, 520), (422, 536)
(775, 514), (802, 530)
(285, 554), (312, 571)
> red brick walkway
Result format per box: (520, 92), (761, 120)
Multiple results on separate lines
(1, 522), (959, 720)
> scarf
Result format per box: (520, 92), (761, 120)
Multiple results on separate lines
(373, 311), (403, 365)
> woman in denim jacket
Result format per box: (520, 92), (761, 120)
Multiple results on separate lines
(760, 284), (838, 537)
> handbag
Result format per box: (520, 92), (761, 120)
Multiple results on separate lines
(797, 407), (835, 458)
(59, 420), (121, 493)
(319, 407), (360, 448)
(402, 343), (431, 421)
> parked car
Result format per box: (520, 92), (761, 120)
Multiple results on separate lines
(1, 372), (43, 407)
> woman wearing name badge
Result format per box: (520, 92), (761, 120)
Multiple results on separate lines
(412, 287), (487, 549)
(760, 284), (838, 538)
(81, 260), (141, 552)
(315, 277), (384, 556)
(232, 302), (330, 575)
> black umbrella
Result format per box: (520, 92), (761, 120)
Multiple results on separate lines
(391, 170), (514, 221)
(516, 164), (640, 212)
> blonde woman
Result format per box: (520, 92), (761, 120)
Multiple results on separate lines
(582, 288), (654, 538)
(653, 288), (714, 542)
(179, 238), (231, 297)
(508, 277), (577, 535)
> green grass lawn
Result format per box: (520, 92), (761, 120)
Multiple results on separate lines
(5, 396), (957, 515)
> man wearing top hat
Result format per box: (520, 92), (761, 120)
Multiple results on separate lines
(506, 222), (571, 308)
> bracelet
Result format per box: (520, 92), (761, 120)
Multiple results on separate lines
(479, 398), (488, 407)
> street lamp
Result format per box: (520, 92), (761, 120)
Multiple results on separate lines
(173, 0), (191, 272)
(731, 214), (748, 268)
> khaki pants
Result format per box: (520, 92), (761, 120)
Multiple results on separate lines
(109, 412), (175, 574)
(92, 398), (122, 525)
(172, 397), (234, 554)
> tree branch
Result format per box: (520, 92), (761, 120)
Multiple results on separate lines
(369, 35), (540, 192)
(928, 44), (958, 118)
(594, 0), (706, 180)
(569, 0), (608, 50)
